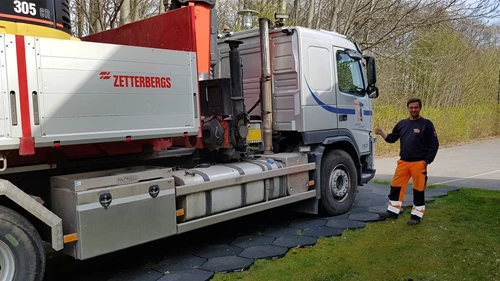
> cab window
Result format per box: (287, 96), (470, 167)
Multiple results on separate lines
(336, 52), (365, 96)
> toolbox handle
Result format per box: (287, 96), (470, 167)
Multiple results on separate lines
(99, 193), (112, 209)
(149, 185), (160, 198)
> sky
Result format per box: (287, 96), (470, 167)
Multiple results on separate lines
(464, 0), (500, 25)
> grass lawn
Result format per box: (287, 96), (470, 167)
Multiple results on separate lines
(212, 188), (500, 281)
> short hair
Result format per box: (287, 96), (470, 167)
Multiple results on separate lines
(407, 98), (422, 107)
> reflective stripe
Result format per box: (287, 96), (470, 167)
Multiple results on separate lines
(388, 205), (400, 214)
(387, 200), (403, 213)
(411, 205), (426, 218)
(389, 200), (402, 207)
(412, 205), (425, 211)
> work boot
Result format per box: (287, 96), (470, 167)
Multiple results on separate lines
(407, 219), (420, 225)
(378, 211), (399, 219)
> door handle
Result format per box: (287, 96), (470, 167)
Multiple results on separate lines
(339, 115), (347, 121)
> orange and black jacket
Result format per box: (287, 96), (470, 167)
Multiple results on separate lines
(385, 117), (439, 164)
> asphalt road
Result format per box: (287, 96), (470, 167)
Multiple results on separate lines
(373, 138), (500, 190)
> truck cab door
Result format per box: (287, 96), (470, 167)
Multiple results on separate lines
(334, 47), (372, 155)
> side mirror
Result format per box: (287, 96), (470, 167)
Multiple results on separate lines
(368, 85), (379, 98)
(365, 56), (377, 85)
(364, 55), (378, 98)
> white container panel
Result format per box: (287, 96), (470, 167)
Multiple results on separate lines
(31, 36), (199, 146)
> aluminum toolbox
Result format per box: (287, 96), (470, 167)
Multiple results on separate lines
(50, 166), (177, 260)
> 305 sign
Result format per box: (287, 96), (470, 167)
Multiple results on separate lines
(0, 0), (53, 21)
(13, 1), (36, 16)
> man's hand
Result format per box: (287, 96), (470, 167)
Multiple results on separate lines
(374, 125), (386, 139)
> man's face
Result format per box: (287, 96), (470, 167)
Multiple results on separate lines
(408, 102), (421, 119)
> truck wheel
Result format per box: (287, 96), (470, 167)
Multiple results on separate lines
(0, 206), (45, 281)
(320, 149), (357, 216)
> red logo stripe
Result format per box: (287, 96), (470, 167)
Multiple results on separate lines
(15, 36), (34, 155)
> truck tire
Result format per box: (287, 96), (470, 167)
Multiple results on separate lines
(320, 149), (357, 216)
(0, 206), (45, 281)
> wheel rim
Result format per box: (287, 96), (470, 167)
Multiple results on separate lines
(328, 164), (350, 201)
(0, 240), (15, 281)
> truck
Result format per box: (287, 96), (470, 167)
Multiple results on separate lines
(0, 0), (379, 280)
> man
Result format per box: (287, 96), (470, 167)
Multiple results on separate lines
(374, 98), (439, 225)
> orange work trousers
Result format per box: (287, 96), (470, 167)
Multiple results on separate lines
(387, 160), (427, 220)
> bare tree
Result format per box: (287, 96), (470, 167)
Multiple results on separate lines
(70, 0), (160, 36)
(279, 0), (286, 13)
(306, 0), (315, 28)
(120, 0), (131, 25)
(314, 0), (322, 29)
(291, 0), (300, 22)
(329, 0), (340, 32)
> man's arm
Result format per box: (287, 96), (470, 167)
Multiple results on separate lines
(424, 121), (439, 165)
(375, 122), (400, 143)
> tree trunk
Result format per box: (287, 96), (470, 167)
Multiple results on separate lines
(130, 0), (139, 22)
(329, 0), (338, 32)
(159, 0), (164, 14)
(292, 0), (300, 22)
(315, 0), (323, 29)
(88, 0), (94, 33)
(89, 0), (103, 34)
(279, 0), (286, 14)
(120, 0), (131, 25)
(306, 0), (315, 28)
(76, 0), (85, 37)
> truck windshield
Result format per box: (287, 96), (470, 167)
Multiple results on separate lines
(336, 52), (365, 95)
